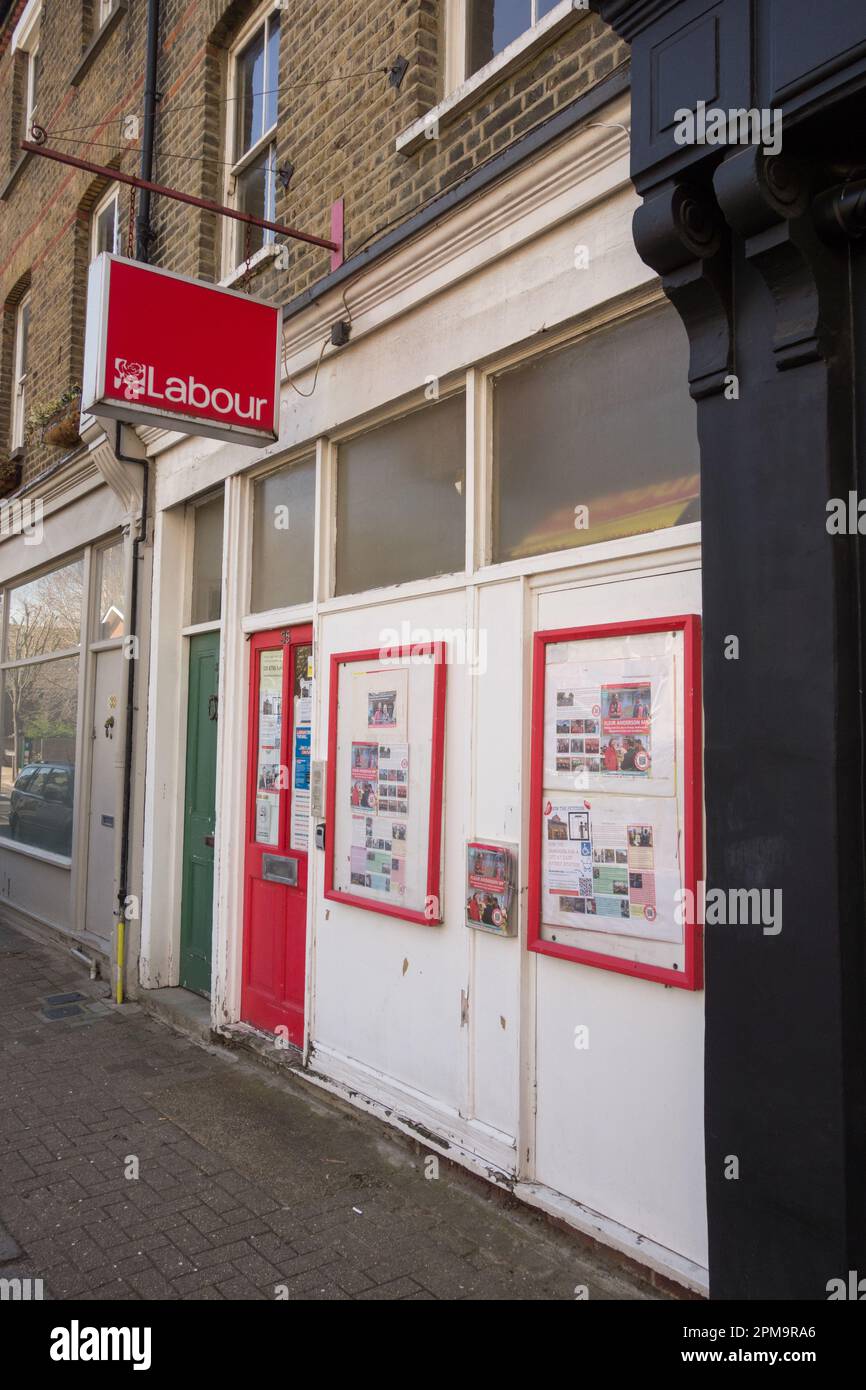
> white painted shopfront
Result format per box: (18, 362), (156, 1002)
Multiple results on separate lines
(139, 91), (708, 1291)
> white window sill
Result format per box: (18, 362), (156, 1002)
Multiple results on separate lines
(220, 241), (280, 288)
(396, 0), (589, 156)
(0, 834), (72, 869)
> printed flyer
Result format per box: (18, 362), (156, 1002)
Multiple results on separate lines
(348, 741), (409, 818)
(290, 716), (311, 852)
(349, 813), (407, 896)
(352, 665), (409, 743)
(553, 687), (603, 776)
(540, 796), (681, 943)
(544, 648), (675, 795)
(600, 680), (652, 773)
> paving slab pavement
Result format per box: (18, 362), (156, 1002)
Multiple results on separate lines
(0, 923), (669, 1302)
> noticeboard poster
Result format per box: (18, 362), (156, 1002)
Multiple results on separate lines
(255, 649), (283, 846)
(528, 616), (703, 990)
(324, 644), (446, 924)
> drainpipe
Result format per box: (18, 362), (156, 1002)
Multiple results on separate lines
(136, 0), (160, 262)
(114, 0), (159, 1004)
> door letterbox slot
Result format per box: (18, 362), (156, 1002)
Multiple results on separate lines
(262, 854), (298, 886)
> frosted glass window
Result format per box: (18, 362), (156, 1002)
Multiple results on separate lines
(96, 542), (125, 640)
(250, 457), (316, 612)
(191, 495), (224, 624)
(492, 305), (700, 561)
(336, 394), (466, 595)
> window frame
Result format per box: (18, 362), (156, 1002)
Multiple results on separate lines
(248, 452), (317, 616)
(332, 387), (469, 598)
(185, 489), (226, 632)
(11, 293), (31, 452)
(223, 2), (282, 277)
(482, 292), (700, 571)
(478, 287), (700, 575)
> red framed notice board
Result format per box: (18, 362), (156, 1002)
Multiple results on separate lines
(527, 615), (703, 989)
(324, 644), (446, 924)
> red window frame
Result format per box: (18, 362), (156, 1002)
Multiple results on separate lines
(324, 643), (447, 925)
(527, 614), (703, 991)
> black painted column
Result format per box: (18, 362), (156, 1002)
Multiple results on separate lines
(596, 0), (866, 1297)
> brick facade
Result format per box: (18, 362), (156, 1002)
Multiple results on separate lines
(0, 0), (626, 492)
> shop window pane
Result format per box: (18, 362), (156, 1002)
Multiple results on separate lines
(191, 494), (224, 625)
(96, 542), (125, 640)
(336, 394), (466, 596)
(250, 457), (316, 612)
(492, 305), (700, 561)
(6, 559), (84, 662)
(0, 654), (79, 856)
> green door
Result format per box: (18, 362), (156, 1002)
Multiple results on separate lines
(180, 631), (219, 995)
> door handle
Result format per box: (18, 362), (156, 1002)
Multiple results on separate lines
(204, 834), (215, 847)
(208, 695), (219, 721)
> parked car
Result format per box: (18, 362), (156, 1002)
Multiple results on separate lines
(7, 763), (74, 854)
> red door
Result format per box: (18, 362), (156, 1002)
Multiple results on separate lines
(241, 625), (312, 1045)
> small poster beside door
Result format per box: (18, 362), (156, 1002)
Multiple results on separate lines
(465, 840), (517, 936)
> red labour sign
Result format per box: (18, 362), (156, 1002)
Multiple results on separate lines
(82, 255), (281, 446)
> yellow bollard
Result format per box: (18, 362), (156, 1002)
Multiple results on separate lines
(115, 918), (125, 1005)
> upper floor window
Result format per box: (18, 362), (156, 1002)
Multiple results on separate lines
(25, 41), (39, 130)
(11, 294), (31, 452)
(226, 7), (281, 271)
(11, 0), (41, 138)
(440, 1), (579, 94)
(96, 0), (116, 30)
(467, 1), (562, 75)
(91, 187), (120, 260)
